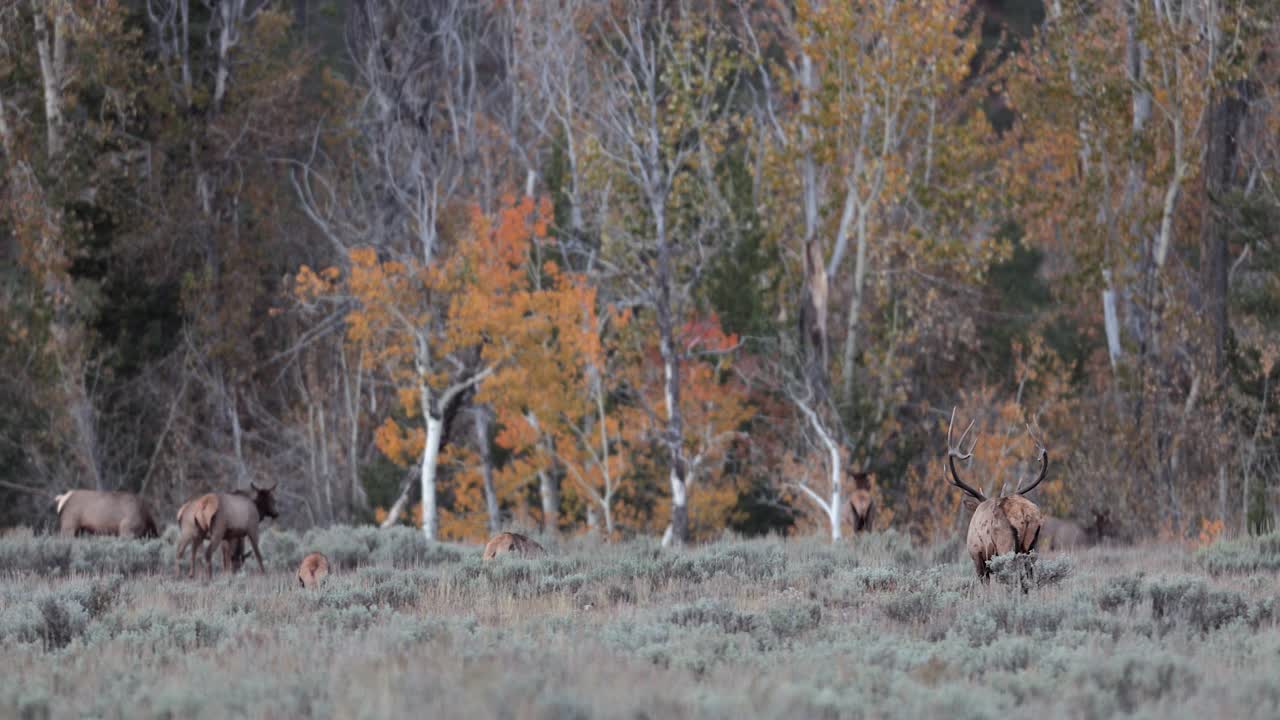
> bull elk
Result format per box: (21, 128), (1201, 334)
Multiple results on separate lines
(945, 409), (1049, 586)
(55, 490), (159, 538)
(297, 552), (330, 588)
(848, 472), (875, 533)
(482, 532), (546, 560)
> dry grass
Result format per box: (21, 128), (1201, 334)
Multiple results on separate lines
(2, 528), (1279, 719)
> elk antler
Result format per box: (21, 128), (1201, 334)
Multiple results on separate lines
(1015, 422), (1049, 495)
(945, 407), (986, 502)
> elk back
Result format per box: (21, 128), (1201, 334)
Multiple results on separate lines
(297, 552), (330, 588)
(482, 532), (546, 561)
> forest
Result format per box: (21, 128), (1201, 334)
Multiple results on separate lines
(1, 0), (1278, 548)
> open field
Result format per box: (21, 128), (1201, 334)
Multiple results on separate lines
(2, 528), (1280, 720)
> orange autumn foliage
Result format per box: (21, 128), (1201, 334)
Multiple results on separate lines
(303, 195), (596, 539)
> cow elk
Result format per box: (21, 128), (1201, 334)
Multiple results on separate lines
(55, 490), (159, 538)
(1039, 516), (1087, 551)
(482, 532), (546, 560)
(180, 482), (279, 579)
(175, 494), (248, 578)
(297, 552), (330, 588)
(848, 472), (875, 533)
(945, 409), (1049, 589)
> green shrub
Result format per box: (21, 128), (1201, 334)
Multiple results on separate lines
(1196, 532), (1280, 575)
(1095, 573), (1146, 612)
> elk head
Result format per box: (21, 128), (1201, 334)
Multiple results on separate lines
(945, 408), (1049, 588)
(249, 480), (280, 520)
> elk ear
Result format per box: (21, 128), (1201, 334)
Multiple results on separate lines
(963, 497), (981, 512)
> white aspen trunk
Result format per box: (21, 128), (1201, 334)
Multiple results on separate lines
(319, 406), (333, 523)
(419, 413), (443, 541)
(841, 213), (869, 405)
(32, 0), (66, 160)
(596, 375), (614, 537)
(213, 0), (237, 111)
(828, 444), (842, 542)
(794, 396), (843, 542)
(538, 467), (559, 535)
(1102, 271), (1123, 370)
(653, 195), (689, 546)
(342, 345), (366, 516)
(179, 0), (192, 106)
(474, 409), (500, 535)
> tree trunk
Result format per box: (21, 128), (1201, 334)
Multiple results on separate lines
(653, 196), (690, 546)
(800, 237), (829, 396)
(419, 410), (443, 541)
(32, 0), (67, 160)
(213, 0), (238, 111)
(379, 469), (414, 529)
(840, 214), (869, 406)
(474, 407), (500, 535)
(1200, 83), (1246, 377)
(538, 467), (559, 536)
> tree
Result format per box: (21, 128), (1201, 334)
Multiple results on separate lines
(298, 195), (591, 540)
(582, 0), (742, 545)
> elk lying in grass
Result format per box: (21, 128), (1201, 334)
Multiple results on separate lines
(848, 472), (876, 533)
(945, 409), (1049, 588)
(297, 552), (330, 588)
(55, 490), (159, 538)
(482, 532), (546, 560)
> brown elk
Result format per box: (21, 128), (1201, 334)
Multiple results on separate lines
(194, 482), (280, 579)
(297, 552), (330, 588)
(482, 532), (546, 560)
(175, 494), (247, 578)
(55, 490), (159, 538)
(944, 409), (1049, 585)
(1039, 516), (1088, 551)
(848, 472), (876, 533)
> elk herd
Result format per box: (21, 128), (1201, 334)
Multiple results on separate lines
(45, 407), (1084, 590)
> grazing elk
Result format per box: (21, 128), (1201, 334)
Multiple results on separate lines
(944, 409), (1049, 587)
(55, 490), (159, 538)
(175, 494), (248, 578)
(1039, 516), (1088, 551)
(848, 472), (876, 533)
(194, 482), (280, 579)
(297, 552), (330, 588)
(482, 532), (546, 560)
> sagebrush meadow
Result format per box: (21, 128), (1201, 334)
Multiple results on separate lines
(3, 528), (1279, 719)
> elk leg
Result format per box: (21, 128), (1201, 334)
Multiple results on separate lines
(204, 528), (225, 580)
(246, 531), (266, 575)
(190, 536), (204, 579)
(176, 535), (190, 577)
